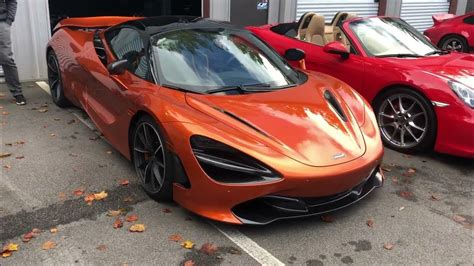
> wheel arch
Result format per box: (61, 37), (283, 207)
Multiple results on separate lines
(438, 33), (468, 47)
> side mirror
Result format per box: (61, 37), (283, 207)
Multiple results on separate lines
(284, 48), (306, 61)
(323, 42), (350, 59)
(107, 59), (129, 75)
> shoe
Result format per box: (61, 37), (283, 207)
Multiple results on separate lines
(15, 95), (27, 105)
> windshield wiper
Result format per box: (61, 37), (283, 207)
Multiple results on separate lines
(376, 53), (423, 58)
(207, 83), (289, 94)
(425, 50), (450, 56)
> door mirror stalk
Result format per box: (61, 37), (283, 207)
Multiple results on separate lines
(107, 59), (129, 75)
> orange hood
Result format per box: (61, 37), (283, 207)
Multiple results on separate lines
(186, 74), (367, 167)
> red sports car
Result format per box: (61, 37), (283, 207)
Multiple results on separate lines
(424, 13), (474, 53)
(249, 13), (474, 158)
(46, 16), (384, 224)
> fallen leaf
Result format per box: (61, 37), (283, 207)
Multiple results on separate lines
(106, 151), (113, 155)
(163, 208), (172, 213)
(53, 118), (61, 121)
(42, 240), (56, 250)
(1, 111), (9, 115)
(183, 260), (195, 266)
(93, 191), (108, 201)
(391, 177), (399, 184)
(407, 168), (416, 174)
(453, 215), (467, 224)
(96, 245), (107, 252)
(89, 136), (101, 141)
(320, 215), (335, 223)
(123, 196), (134, 203)
(169, 234), (183, 242)
(73, 188), (85, 196)
(200, 243), (218, 255)
(58, 192), (67, 201)
(15, 156), (25, 160)
(430, 194), (441, 201)
(1, 251), (12, 258)
(126, 214), (139, 223)
(399, 206), (405, 211)
(381, 167), (392, 172)
(50, 133), (56, 137)
(0, 153), (12, 158)
(129, 224), (145, 232)
(22, 232), (34, 242)
(50, 228), (58, 234)
(383, 243), (394, 250)
(398, 191), (413, 199)
(107, 209), (125, 217)
(1, 243), (19, 258)
(67, 119), (76, 125)
(69, 153), (78, 158)
(182, 240), (195, 249)
(119, 179), (130, 186)
(38, 108), (48, 113)
(113, 218), (123, 229)
(227, 247), (242, 255)
(4, 165), (11, 169)
(366, 219), (374, 228)
(31, 228), (41, 237)
(84, 194), (95, 205)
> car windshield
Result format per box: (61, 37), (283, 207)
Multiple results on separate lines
(349, 17), (439, 57)
(150, 28), (301, 93)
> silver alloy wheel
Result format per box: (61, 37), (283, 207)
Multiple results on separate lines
(133, 122), (166, 193)
(442, 38), (464, 52)
(47, 54), (61, 102)
(378, 94), (428, 149)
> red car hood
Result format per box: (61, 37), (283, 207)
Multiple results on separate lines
(389, 53), (474, 87)
(186, 75), (367, 167)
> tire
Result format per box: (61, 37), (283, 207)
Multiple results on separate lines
(131, 116), (173, 201)
(439, 35), (469, 53)
(47, 51), (71, 107)
(373, 88), (436, 154)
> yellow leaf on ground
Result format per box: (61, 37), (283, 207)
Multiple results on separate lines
(129, 224), (145, 232)
(42, 241), (56, 250)
(3, 243), (19, 252)
(182, 240), (195, 249)
(50, 228), (58, 234)
(1, 251), (12, 258)
(93, 191), (108, 201)
(0, 153), (12, 158)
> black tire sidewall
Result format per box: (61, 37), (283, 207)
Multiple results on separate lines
(373, 88), (437, 153)
(132, 116), (173, 201)
(47, 51), (70, 108)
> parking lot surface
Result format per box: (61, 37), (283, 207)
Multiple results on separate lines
(1, 83), (473, 265)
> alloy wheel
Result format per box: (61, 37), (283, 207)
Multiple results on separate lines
(47, 54), (61, 102)
(133, 122), (166, 193)
(442, 38), (464, 52)
(378, 94), (428, 149)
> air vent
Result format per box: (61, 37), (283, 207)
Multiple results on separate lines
(93, 31), (107, 66)
(324, 90), (347, 122)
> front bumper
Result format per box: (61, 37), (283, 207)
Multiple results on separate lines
(232, 167), (383, 225)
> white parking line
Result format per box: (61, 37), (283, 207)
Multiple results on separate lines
(211, 222), (284, 266)
(34, 81), (283, 265)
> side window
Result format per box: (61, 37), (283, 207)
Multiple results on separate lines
(463, 15), (474, 25)
(106, 27), (150, 80)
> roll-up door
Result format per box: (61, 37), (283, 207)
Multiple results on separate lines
(401, 0), (450, 32)
(296, 0), (379, 23)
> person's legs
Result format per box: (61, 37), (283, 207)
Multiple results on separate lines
(0, 21), (25, 104)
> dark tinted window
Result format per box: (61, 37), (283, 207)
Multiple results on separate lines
(464, 15), (474, 25)
(106, 28), (150, 80)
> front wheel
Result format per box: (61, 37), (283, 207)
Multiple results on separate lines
(47, 51), (70, 107)
(132, 116), (173, 201)
(373, 88), (437, 153)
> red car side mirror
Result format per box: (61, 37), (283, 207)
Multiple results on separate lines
(323, 42), (350, 60)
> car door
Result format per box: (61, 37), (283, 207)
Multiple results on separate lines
(84, 27), (151, 154)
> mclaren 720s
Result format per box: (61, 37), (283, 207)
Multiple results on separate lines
(47, 16), (384, 224)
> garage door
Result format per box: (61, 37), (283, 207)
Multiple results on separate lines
(401, 0), (450, 32)
(296, 0), (379, 23)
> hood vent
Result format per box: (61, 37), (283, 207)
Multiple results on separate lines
(324, 90), (347, 122)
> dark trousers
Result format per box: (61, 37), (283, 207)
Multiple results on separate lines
(0, 21), (22, 96)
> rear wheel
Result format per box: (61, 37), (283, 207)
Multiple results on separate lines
(439, 35), (469, 53)
(373, 88), (436, 153)
(47, 51), (70, 107)
(132, 116), (173, 201)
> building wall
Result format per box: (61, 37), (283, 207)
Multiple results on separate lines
(466, 0), (473, 13)
(11, 0), (50, 81)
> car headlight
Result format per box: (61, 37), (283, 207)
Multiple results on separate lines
(449, 81), (474, 108)
(191, 135), (281, 184)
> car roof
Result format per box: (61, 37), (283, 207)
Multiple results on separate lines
(114, 16), (241, 36)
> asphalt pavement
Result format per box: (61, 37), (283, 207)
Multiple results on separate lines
(0, 83), (472, 265)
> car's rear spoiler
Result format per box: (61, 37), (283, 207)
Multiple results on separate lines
(432, 13), (455, 25)
(53, 16), (143, 33)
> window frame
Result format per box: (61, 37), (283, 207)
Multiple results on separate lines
(463, 15), (474, 25)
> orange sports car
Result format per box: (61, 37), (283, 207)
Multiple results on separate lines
(47, 16), (384, 224)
